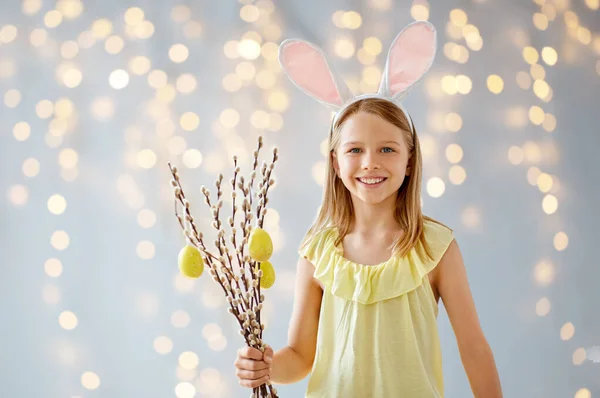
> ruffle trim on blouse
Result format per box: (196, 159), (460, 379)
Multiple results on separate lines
(298, 219), (454, 305)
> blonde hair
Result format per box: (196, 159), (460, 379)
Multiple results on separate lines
(300, 97), (445, 263)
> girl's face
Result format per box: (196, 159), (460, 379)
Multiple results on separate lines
(332, 112), (411, 206)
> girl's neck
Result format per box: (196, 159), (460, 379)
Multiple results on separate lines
(349, 199), (401, 236)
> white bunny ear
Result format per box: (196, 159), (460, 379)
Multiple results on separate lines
(279, 39), (354, 110)
(378, 20), (437, 101)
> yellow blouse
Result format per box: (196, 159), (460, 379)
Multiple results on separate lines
(298, 219), (454, 398)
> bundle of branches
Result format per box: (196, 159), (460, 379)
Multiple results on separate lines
(168, 136), (279, 398)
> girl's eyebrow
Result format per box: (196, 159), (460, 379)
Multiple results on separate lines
(342, 140), (402, 147)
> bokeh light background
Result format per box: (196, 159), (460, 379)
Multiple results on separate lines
(1, 0), (599, 397)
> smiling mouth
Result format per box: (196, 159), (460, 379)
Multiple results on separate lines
(356, 177), (387, 186)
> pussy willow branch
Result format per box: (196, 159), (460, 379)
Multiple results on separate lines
(246, 137), (276, 398)
(168, 164), (250, 337)
(171, 169), (272, 398)
(257, 150), (279, 228)
(229, 159), (246, 295)
(166, 137), (279, 398)
(254, 148), (279, 338)
(200, 185), (251, 316)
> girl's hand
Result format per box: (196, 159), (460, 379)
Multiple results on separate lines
(234, 345), (274, 388)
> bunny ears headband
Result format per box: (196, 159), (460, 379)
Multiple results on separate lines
(278, 20), (437, 132)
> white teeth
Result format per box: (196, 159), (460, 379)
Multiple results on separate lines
(358, 178), (385, 185)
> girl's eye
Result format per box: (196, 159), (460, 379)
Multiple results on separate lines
(348, 147), (395, 153)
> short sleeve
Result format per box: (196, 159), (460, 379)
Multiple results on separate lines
(298, 228), (335, 266)
(422, 219), (454, 266)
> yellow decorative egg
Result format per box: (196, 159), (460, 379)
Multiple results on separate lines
(258, 261), (276, 289)
(248, 227), (273, 262)
(178, 245), (204, 278)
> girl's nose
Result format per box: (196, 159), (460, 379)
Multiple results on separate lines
(362, 152), (381, 170)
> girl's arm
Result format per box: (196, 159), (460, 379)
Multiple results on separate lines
(270, 257), (323, 385)
(436, 239), (503, 398)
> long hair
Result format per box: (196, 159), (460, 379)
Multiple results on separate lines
(300, 97), (444, 262)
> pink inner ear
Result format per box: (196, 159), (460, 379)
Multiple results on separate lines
(388, 23), (436, 95)
(281, 42), (342, 106)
